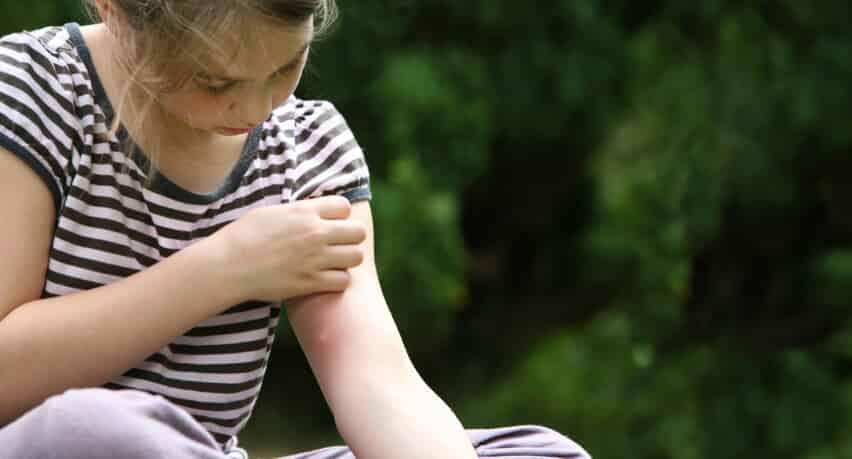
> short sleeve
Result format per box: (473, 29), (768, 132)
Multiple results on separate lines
(0, 30), (78, 214)
(290, 100), (371, 202)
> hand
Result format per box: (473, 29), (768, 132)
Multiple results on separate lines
(206, 196), (367, 302)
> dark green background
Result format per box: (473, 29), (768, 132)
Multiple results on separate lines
(3, 1), (851, 457)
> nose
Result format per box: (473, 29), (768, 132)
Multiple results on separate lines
(232, 86), (274, 127)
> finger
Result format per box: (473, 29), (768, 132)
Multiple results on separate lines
(322, 220), (367, 245)
(318, 246), (364, 270)
(313, 269), (351, 293)
(310, 196), (351, 220)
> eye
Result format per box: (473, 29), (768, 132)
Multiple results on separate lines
(272, 63), (298, 79)
(205, 81), (237, 94)
(194, 75), (237, 94)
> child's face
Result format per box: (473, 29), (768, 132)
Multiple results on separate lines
(157, 19), (314, 137)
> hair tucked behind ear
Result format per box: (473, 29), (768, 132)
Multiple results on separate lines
(80, 0), (336, 183)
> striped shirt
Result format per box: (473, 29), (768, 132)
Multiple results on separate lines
(0, 23), (370, 450)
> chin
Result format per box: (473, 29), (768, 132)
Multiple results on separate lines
(187, 123), (219, 134)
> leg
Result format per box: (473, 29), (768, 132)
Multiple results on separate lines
(278, 425), (591, 459)
(0, 388), (228, 459)
(467, 425), (591, 458)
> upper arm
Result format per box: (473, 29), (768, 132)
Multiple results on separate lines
(286, 201), (418, 405)
(0, 31), (78, 319)
(0, 147), (56, 321)
(288, 99), (371, 202)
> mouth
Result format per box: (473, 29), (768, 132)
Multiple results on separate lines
(217, 127), (253, 136)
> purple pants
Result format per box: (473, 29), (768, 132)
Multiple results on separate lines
(0, 388), (591, 458)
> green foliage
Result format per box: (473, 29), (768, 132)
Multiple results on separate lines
(463, 313), (852, 458)
(0, 0), (85, 32)
(369, 48), (494, 343)
(813, 251), (852, 308)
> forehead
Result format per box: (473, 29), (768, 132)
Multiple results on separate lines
(199, 18), (314, 77)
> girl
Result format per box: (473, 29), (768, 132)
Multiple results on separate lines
(0, 1), (590, 458)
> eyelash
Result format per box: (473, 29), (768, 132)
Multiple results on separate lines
(204, 81), (237, 94)
(200, 62), (300, 95)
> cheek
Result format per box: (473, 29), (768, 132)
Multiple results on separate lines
(274, 70), (305, 103)
(159, 92), (229, 124)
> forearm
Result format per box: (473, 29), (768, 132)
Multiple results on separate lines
(0, 238), (239, 424)
(290, 294), (477, 459)
(332, 373), (478, 459)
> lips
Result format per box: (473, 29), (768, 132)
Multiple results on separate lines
(218, 127), (252, 135)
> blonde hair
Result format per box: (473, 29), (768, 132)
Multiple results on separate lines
(82, 0), (337, 182)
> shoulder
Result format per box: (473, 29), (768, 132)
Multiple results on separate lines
(0, 26), (84, 124)
(1, 25), (68, 59)
(264, 96), (351, 143)
(263, 96), (363, 166)
(262, 96), (370, 202)
(0, 26), (86, 213)
(0, 25), (78, 86)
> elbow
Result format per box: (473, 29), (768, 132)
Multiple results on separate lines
(312, 328), (420, 390)
(328, 366), (427, 428)
(310, 329), (423, 415)
(0, 322), (41, 425)
(0, 353), (23, 425)
(0, 328), (13, 393)
(324, 354), (424, 413)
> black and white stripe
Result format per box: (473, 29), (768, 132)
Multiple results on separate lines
(0, 23), (370, 450)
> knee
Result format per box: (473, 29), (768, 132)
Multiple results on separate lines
(25, 388), (205, 459)
(528, 425), (592, 458)
(472, 424), (592, 459)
